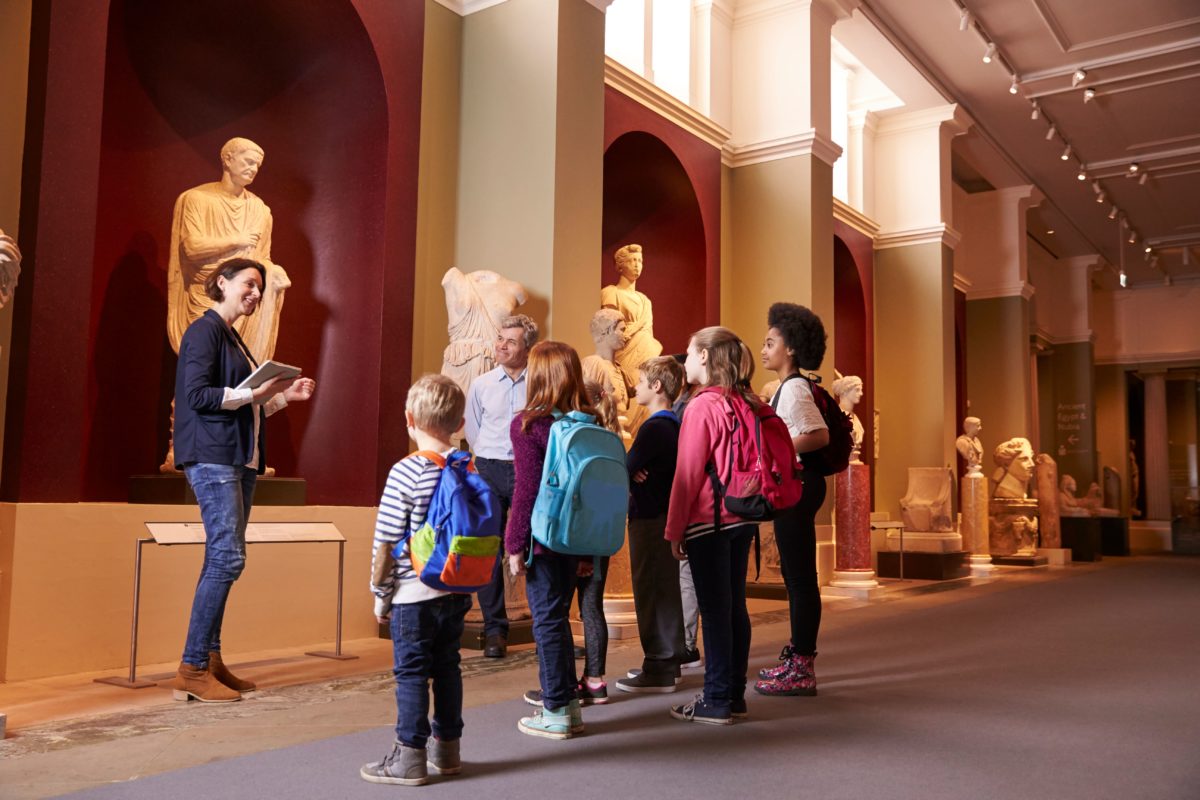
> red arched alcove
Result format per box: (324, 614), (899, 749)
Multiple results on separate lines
(602, 132), (707, 355)
(833, 231), (875, 500)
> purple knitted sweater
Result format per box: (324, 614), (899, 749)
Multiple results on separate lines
(505, 414), (552, 555)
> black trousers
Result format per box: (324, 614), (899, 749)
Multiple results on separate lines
(774, 471), (826, 656)
(628, 515), (686, 675)
(473, 457), (513, 638)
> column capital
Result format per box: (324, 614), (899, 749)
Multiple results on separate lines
(875, 103), (973, 138)
(847, 108), (879, 134)
(723, 128), (843, 168)
(876, 223), (962, 251)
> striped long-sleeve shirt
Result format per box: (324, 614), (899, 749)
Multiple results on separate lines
(369, 451), (449, 615)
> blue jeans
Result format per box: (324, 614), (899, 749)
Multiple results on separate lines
(525, 550), (579, 710)
(181, 464), (257, 667)
(685, 524), (755, 711)
(390, 593), (472, 748)
(473, 458), (513, 638)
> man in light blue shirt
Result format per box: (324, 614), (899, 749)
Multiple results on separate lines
(464, 314), (538, 657)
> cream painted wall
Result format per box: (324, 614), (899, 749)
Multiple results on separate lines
(454, 0), (602, 353)
(1093, 284), (1200, 366)
(0, 503), (379, 681)
(0, 0), (31, 488)
(873, 242), (957, 520)
(955, 185), (1040, 298)
(411, 2), (464, 380)
(874, 106), (966, 235)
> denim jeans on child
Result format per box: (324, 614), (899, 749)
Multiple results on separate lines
(684, 524), (755, 712)
(525, 550), (580, 710)
(182, 463), (257, 667)
(391, 593), (472, 748)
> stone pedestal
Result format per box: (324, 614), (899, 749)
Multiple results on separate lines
(1061, 516), (1103, 562)
(988, 497), (1039, 557)
(961, 470), (994, 576)
(1099, 516), (1130, 556)
(830, 462), (879, 595)
(1038, 547), (1072, 566)
(885, 530), (963, 553)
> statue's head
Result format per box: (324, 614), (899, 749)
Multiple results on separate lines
(220, 137), (265, 189)
(994, 437), (1035, 481)
(830, 375), (863, 409)
(963, 416), (981, 437)
(1060, 474), (1077, 494)
(614, 244), (643, 282)
(589, 308), (626, 350)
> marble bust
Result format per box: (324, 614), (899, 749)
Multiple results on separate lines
(956, 416), (984, 476)
(991, 437), (1035, 499)
(0, 228), (21, 308)
(830, 375), (865, 462)
(440, 267), (527, 397)
(601, 244), (662, 396)
(166, 137), (290, 362)
(581, 308), (630, 439)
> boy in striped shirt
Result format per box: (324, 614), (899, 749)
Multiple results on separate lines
(361, 374), (471, 787)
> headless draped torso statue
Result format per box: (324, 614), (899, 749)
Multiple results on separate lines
(440, 267), (528, 397)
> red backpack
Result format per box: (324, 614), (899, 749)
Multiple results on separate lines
(699, 387), (803, 523)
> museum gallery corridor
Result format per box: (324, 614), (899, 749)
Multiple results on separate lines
(4, 557), (1193, 800)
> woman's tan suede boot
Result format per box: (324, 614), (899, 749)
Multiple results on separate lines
(170, 662), (242, 703)
(208, 650), (257, 693)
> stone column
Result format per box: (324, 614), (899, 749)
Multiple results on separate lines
(961, 468), (992, 575)
(1142, 370), (1170, 520)
(829, 461), (880, 595)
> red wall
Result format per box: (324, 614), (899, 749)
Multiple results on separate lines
(833, 222), (875, 489)
(4, 0), (424, 505)
(603, 88), (721, 354)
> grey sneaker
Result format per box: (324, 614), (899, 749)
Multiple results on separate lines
(625, 666), (682, 684)
(427, 737), (461, 775)
(616, 671), (678, 693)
(360, 741), (428, 785)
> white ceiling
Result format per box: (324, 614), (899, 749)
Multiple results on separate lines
(853, 0), (1200, 289)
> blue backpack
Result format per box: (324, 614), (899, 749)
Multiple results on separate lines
(393, 450), (502, 593)
(528, 410), (629, 562)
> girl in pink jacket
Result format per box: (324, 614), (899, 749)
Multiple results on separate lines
(665, 326), (761, 725)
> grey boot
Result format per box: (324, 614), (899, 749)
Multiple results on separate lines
(427, 737), (461, 775)
(360, 741), (428, 786)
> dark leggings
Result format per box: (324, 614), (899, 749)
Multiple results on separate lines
(774, 471), (825, 656)
(575, 556), (609, 678)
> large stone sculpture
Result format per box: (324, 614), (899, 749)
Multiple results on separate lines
(1034, 453), (1063, 551)
(581, 308), (631, 441)
(601, 244), (661, 433)
(439, 267), (527, 397)
(0, 229), (20, 308)
(991, 437), (1035, 499)
(162, 138), (290, 472)
(956, 417), (984, 475)
(831, 375), (865, 461)
(988, 438), (1040, 557)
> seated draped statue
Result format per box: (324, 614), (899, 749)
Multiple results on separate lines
(991, 437), (1035, 499)
(955, 417), (984, 476)
(900, 467), (955, 532)
(440, 267), (527, 397)
(581, 308), (631, 441)
(0, 228), (21, 309)
(831, 375), (865, 462)
(162, 137), (290, 472)
(601, 244), (662, 399)
(1059, 474), (1104, 516)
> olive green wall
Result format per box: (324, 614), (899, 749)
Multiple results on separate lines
(412, 0), (464, 380)
(1043, 341), (1098, 484)
(966, 295), (1033, 452)
(1093, 364), (1130, 515)
(874, 242), (956, 520)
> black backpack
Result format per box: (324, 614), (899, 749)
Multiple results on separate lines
(772, 374), (854, 477)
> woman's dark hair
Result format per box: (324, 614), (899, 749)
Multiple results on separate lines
(767, 302), (826, 371)
(204, 258), (267, 302)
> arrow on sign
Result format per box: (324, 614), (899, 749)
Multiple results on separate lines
(1067, 434), (1080, 446)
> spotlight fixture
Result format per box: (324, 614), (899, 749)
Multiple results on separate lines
(1072, 68), (1087, 86)
(959, 7), (972, 31)
(1077, 168), (1087, 181)
(1097, 191), (1106, 204)
(1046, 123), (1057, 141)
(1128, 230), (1138, 245)
(1009, 77), (1019, 95)
(1091, 180), (1101, 193)
(1083, 88), (1096, 103)
(1128, 162), (1140, 173)
(983, 43), (996, 64)
(1061, 145), (1072, 161)
(1145, 245), (1152, 254)
(1031, 102), (1040, 120)
(1046, 230), (1056, 235)
(1119, 269), (1127, 288)
(1139, 173), (1148, 185)
(1108, 205), (1118, 220)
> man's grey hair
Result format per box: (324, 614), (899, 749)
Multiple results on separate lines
(500, 314), (539, 349)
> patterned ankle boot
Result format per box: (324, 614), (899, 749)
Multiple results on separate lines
(756, 644), (796, 681)
(753, 652), (817, 697)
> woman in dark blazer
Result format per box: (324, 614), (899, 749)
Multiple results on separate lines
(170, 257), (315, 703)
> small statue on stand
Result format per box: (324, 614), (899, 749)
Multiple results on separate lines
(830, 375), (865, 462)
(956, 416), (984, 476)
(439, 267), (527, 397)
(581, 308), (631, 442)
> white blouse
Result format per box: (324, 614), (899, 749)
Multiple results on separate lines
(772, 376), (827, 438)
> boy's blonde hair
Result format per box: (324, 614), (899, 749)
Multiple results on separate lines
(639, 356), (685, 403)
(405, 374), (465, 436)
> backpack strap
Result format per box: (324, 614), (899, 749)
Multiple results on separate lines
(410, 449), (448, 468)
(770, 373), (803, 410)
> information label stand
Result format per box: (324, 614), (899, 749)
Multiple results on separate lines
(95, 521), (354, 690)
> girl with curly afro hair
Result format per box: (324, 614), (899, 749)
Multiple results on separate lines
(755, 302), (829, 698)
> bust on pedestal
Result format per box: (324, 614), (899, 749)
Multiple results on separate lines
(988, 437), (1045, 565)
(957, 417), (993, 576)
(828, 376), (880, 596)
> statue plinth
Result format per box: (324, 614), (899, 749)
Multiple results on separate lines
(961, 471), (993, 576)
(830, 462), (877, 591)
(988, 497), (1039, 557)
